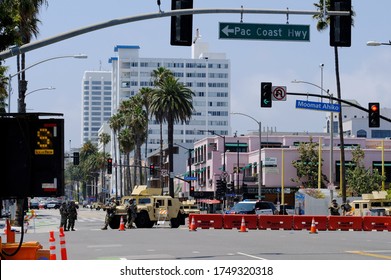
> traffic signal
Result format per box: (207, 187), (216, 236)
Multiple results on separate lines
(261, 82), (272, 108)
(368, 102), (380, 127)
(330, 0), (352, 47)
(170, 0), (193, 46)
(73, 152), (79, 165)
(216, 179), (226, 198)
(149, 164), (155, 176)
(189, 186), (195, 197)
(107, 158), (113, 174)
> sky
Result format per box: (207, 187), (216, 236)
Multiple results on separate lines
(4, 0), (391, 150)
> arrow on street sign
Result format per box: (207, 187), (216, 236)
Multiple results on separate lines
(221, 25), (234, 36)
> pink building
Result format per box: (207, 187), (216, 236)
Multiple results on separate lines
(175, 133), (391, 205)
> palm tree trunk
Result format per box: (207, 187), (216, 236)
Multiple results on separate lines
(113, 132), (119, 198)
(159, 122), (164, 190)
(168, 118), (174, 198)
(334, 46), (346, 203)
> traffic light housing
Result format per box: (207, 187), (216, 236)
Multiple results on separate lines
(330, 0), (352, 47)
(149, 164), (155, 176)
(73, 152), (79, 165)
(189, 186), (195, 197)
(368, 102), (380, 127)
(107, 158), (113, 174)
(261, 82), (272, 108)
(170, 0), (193, 46)
(216, 179), (226, 198)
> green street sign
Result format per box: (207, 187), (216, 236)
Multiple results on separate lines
(219, 22), (310, 42)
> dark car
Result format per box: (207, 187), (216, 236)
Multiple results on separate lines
(225, 200), (278, 215)
(29, 199), (39, 209)
(46, 200), (61, 209)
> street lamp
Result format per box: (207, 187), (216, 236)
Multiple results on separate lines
(174, 143), (194, 197)
(25, 86), (56, 97)
(7, 54), (87, 113)
(366, 40), (391, 46)
(231, 112), (262, 199)
(291, 79), (336, 199)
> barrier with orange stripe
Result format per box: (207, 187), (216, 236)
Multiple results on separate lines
(189, 214), (223, 229)
(223, 214), (258, 229)
(293, 215), (328, 231)
(362, 216), (391, 231)
(328, 216), (363, 231)
(258, 215), (293, 230)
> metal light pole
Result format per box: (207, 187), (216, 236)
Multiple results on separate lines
(8, 54), (87, 113)
(231, 112), (262, 199)
(366, 40), (391, 46)
(174, 143), (194, 197)
(25, 86), (56, 97)
(291, 80), (335, 195)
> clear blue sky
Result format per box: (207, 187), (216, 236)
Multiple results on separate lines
(5, 0), (391, 150)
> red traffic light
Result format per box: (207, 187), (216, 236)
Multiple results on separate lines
(370, 104), (379, 112)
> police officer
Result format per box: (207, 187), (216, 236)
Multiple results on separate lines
(329, 199), (340, 216)
(126, 199), (137, 229)
(59, 202), (68, 230)
(101, 197), (116, 230)
(67, 201), (78, 231)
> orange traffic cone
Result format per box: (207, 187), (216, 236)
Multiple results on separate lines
(59, 227), (68, 260)
(309, 217), (318, 234)
(189, 216), (197, 231)
(49, 231), (57, 260)
(119, 216), (126, 231)
(239, 216), (247, 232)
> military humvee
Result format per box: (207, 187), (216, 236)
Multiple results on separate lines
(108, 185), (186, 229)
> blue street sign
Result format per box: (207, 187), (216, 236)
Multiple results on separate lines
(184, 176), (197, 181)
(295, 100), (340, 113)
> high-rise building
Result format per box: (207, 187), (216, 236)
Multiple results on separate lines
(81, 71), (112, 144)
(109, 41), (231, 155)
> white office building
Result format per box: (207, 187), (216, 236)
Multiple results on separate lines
(108, 41), (232, 154)
(81, 71), (112, 144)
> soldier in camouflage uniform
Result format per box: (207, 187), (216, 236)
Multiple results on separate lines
(67, 201), (78, 231)
(101, 197), (117, 230)
(126, 198), (137, 229)
(59, 202), (69, 231)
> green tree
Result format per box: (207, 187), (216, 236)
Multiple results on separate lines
(118, 127), (134, 195)
(151, 67), (174, 188)
(346, 146), (384, 196)
(99, 132), (110, 199)
(291, 137), (328, 188)
(150, 74), (194, 197)
(109, 113), (124, 197)
(313, 0), (355, 203)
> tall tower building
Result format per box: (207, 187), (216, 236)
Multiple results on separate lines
(109, 41), (231, 154)
(81, 71), (112, 144)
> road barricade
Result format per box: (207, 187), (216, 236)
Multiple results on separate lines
(328, 216), (363, 231)
(258, 215), (293, 230)
(293, 215), (328, 231)
(362, 216), (391, 231)
(223, 214), (258, 230)
(189, 214), (223, 229)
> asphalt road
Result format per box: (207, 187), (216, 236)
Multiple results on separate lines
(3, 208), (391, 260)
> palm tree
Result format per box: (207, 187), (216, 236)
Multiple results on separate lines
(99, 132), (110, 199)
(118, 128), (134, 195)
(109, 113), (124, 198)
(0, 66), (8, 113)
(151, 67), (174, 189)
(313, 0), (354, 203)
(80, 141), (99, 200)
(118, 96), (148, 186)
(150, 75), (194, 197)
(16, 0), (48, 113)
(138, 87), (154, 183)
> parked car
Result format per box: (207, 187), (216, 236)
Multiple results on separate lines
(29, 199), (39, 209)
(46, 200), (61, 209)
(225, 200), (278, 215)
